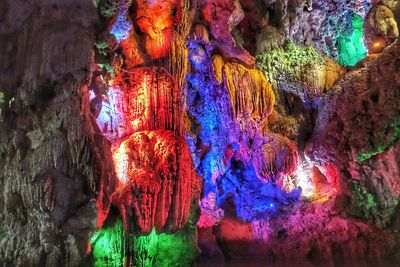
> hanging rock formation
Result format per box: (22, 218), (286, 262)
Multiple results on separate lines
(2, 0), (400, 266)
(94, 67), (184, 142)
(111, 130), (198, 233)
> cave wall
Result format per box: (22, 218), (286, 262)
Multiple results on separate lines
(0, 0), (113, 266)
(0, 0), (400, 266)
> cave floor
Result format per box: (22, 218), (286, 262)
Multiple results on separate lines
(193, 258), (397, 267)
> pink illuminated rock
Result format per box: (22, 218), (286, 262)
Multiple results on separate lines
(308, 41), (400, 214)
(197, 192), (224, 228)
(201, 0), (255, 67)
(214, 201), (396, 260)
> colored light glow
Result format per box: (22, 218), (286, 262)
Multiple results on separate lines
(90, 216), (198, 267)
(185, 38), (301, 223)
(197, 192), (224, 228)
(112, 141), (129, 185)
(110, 9), (132, 42)
(128, 77), (150, 131)
(91, 3), (199, 265)
(94, 67), (179, 142)
(186, 72), (228, 196)
(293, 161), (314, 198)
(96, 87), (127, 141)
(255, 41), (334, 105)
(90, 218), (126, 267)
(134, 226), (198, 266)
(219, 161), (300, 221)
(358, 117), (400, 162)
(89, 89), (96, 101)
(336, 12), (367, 67)
(352, 182), (379, 221)
(146, 29), (173, 59)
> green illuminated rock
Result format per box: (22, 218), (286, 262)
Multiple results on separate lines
(352, 182), (379, 221)
(98, 0), (119, 18)
(256, 41), (324, 88)
(335, 12), (367, 67)
(358, 117), (400, 162)
(256, 42), (344, 102)
(90, 209), (199, 267)
(90, 218), (127, 267)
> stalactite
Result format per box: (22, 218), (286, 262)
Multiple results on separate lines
(211, 54), (225, 84)
(96, 67), (184, 141)
(168, 33), (189, 92)
(110, 130), (197, 234)
(254, 134), (299, 182)
(145, 29), (174, 60)
(221, 60), (275, 120)
(163, 0), (191, 95)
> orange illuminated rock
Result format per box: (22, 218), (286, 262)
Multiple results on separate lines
(120, 31), (146, 69)
(135, 0), (181, 59)
(110, 129), (200, 233)
(215, 58), (275, 119)
(256, 134), (299, 182)
(364, 5), (399, 54)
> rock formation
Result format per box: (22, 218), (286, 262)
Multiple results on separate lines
(1, 0), (400, 266)
(364, 4), (399, 53)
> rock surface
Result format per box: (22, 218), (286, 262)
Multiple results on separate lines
(215, 200), (396, 260)
(309, 40), (400, 217)
(111, 130), (199, 234)
(1, 0), (400, 266)
(0, 0), (112, 266)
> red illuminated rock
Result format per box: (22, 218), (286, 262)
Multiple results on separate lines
(213, 217), (255, 258)
(110, 129), (199, 233)
(115, 67), (183, 135)
(96, 67), (184, 142)
(135, 0), (180, 59)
